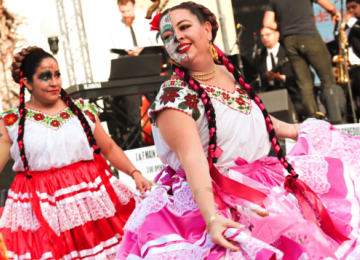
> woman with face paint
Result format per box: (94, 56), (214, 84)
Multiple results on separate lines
(0, 47), (152, 259)
(116, 2), (360, 260)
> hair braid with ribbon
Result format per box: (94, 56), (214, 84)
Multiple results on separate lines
(214, 46), (298, 178)
(172, 64), (219, 163)
(10, 46), (100, 175)
(17, 71), (29, 174)
(60, 89), (100, 154)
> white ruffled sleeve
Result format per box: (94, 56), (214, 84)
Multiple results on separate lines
(148, 78), (205, 125)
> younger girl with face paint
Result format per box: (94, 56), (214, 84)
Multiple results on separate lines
(115, 2), (360, 259)
(0, 47), (152, 259)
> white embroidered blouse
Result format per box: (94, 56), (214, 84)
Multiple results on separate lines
(0, 99), (99, 172)
(149, 78), (271, 171)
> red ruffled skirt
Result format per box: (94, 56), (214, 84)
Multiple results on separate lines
(0, 154), (135, 260)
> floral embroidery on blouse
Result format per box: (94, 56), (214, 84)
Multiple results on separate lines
(202, 83), (252, 114)
(149, 79), (203, 123)
(0, 99), (100, 130)
(149, 79), (252, 123)
(160, 87), (180, 104)
(3, 113), (18, 127)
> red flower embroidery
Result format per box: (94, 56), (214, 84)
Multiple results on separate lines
(60, 112), (70, 119)
(181, 82), (187, 87)
(79, 99), (84, 106)
(205, 87), (215, 93)
(237, 88), (246, 95)
(33, 113), (45, 121)
(4, 113), (18, 126)
(184, 94), (199, 110)
(84, 110), (96, 123)
(170, 81), (175, 86)
(160, 88), (180, 104)
(50, 120), (60, 127)
(236, 97), (246, 106)
(222, 92), (230, 100)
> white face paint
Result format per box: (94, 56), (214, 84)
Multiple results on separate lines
(160, 13), (189, 63)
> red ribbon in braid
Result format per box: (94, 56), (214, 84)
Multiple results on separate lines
(213, 44), (349, 244)
(17, 72), (29, 174)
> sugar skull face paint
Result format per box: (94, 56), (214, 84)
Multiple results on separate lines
(160, 14), (189, 63)
(38, 70), (53, 82)
(25, 58), (62, 99)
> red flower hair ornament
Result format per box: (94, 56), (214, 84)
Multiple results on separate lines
(149, 12), (162, 42)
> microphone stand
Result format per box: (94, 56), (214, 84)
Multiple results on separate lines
(252, 32), (262, 90)
(230, 24), (245, 76)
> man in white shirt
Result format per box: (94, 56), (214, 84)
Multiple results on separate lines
(110, 0), (158, 56)
(109, 0), (159, 147)
(346, 0), (360, 119)
(257, 27), (303, 119)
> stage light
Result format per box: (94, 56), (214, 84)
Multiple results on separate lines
(40, 16), (60, 55)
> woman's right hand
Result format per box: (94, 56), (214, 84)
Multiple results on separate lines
(209, 214), (244, 251)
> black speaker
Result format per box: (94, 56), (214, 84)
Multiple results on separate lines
(258, 89), (298, 123)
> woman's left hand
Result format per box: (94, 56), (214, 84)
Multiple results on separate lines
(133, 172), (153, 194)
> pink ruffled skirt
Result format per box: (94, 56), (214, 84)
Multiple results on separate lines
(116, 119), (360, 259)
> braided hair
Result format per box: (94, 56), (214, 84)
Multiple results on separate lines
(162, 2), (298, 177)
(10, 47), (100, 175)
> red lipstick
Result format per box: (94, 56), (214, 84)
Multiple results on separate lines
(176, 43), (192, 54)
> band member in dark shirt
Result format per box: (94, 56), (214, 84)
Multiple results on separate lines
(264, 0), (346, 124)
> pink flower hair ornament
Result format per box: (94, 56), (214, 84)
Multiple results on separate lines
(149, 12), (162, 42)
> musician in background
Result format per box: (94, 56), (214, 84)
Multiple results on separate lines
(346, 0), (360, 115)
(110, 0), (158, 56)
(263, 0), (343, 122)
(109, 0), (159, 146)
(257, 26), (303, 119)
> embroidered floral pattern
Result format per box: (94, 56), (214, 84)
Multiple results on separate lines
(160, 87), (180, 104)
(184, 94), (199, 110)
(60, 112), (70, 119)
(33, 113), (45, 121)
(222, 92), (230, 100)
(236, 97), (246, 106)
(84, 110), (96, 123)
(50, 120), (60, 127)
(3, 113), (18, 126)
(205, 86), (215, 93)
(203, 83), (252, 114)
(149, 79), (204, 122)
(237, 88), (246, 95)
(0, 99), (100, 130)
(149, 79), (252, 123)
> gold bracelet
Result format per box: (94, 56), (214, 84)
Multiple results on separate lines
(192, 186), (213, 199)
(206, 212), (219, 232)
